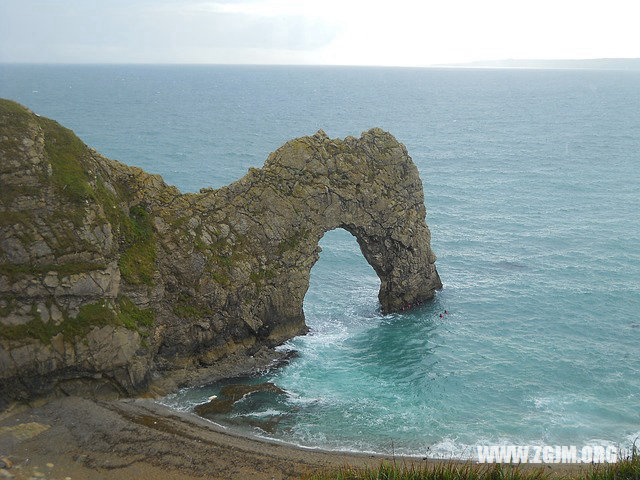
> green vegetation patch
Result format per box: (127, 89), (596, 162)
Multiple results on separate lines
(204, 238), (248, 286)
(209, 270), (230, 285)
(307, 456), (640, 480)
(116, 296), (155, 334)
(93, 178), (127, 226)
(118, 204), (157, 285)
(119, 240), (156, 285)
(0, 99), (36, 162)
(0, 295), (17, 317)
(0, 296), (155, 343)
(172, 293), (213, 319)
(0, 184), (40, 205)
(122, 204), (154, 244)
(0, 306), (62, 344)
(276, 229), (309, 255)
(37, 116), (94, 204)
(0, 98), (33, 124)
(0, 261), (106, 279)
(249, 267), (275, 287)
(0, 210), (33, 229)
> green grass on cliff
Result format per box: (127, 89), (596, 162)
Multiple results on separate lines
(39, 117), (159, 286)
(91, 180), (158, 286)
(0, 296), (155, 343)
(0, 262), (106, 281)
(249, 267), (276, 285)
(37, 116), (95, 205)
(118, 204), (157, 285)
(172, 293), (213, 319)
(0, 99), (35, 160)
(276, 228), (309, 255)
(119, 240), (156, 285)
(1, 100), (158, 286)
(307, 456), (640, 480)
(115, 296), (155, 332)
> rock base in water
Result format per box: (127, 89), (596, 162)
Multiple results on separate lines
(194, 383), (286, 416)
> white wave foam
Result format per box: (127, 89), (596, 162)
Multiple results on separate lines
(235, 408), (283, 418)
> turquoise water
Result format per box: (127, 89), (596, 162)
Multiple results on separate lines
(2, 65), (639, 457)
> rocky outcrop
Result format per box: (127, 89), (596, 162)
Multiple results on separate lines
(194, 383), (286, 416)
(0, 99), (441, 405)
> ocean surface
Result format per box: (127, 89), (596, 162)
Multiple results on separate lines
(1, 65), (639, 457)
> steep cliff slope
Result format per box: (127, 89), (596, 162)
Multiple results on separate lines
(0, 99), (441, 403)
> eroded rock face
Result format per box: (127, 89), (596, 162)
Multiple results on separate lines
(0, 99), (441, 404)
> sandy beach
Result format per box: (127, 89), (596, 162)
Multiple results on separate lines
(0, 394), (593, 480)
(0, 395), (428, 480)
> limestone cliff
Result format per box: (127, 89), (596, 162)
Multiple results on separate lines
(0, 99), (441, 404)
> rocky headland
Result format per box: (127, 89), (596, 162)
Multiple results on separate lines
(0, 98), (441, 407)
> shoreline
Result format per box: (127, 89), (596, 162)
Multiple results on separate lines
(0, 334), (622, 480)
(0, 335), (630, 479)
(0, 390), (594, 480)
(0, 348), (620, 479)
(0, 395), (444, 480)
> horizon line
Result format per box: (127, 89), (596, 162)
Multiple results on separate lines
(1, 57), (640, 71)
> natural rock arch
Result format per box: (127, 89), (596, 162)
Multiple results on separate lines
(187, 129), (443, 343)
(0, 99), (441, 402)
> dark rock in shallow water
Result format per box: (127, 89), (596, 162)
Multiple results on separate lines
(194, 397), (235, 416)
(0, 98), (441, 404)
(220, 382), (286, 399)
(263, 349), (299, 372)
(194, 382), (286, 416)
(244, 416), (283, 434)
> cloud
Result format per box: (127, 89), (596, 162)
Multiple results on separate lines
(0, 0), (341, 62)
(173, 0), (324, 17)
(137, 7), (338, 51)
(0, 0), (639, 64)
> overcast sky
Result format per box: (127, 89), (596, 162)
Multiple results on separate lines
(1, 0), (639, 66)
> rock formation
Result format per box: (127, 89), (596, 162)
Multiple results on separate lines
(0, 99), (441, 404)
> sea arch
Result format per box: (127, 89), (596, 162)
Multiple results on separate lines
(0, 101), (442, 399)
(200, 128), (443, 343)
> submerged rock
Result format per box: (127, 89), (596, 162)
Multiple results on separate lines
(0, 99), (441, 404)
(194, 382), (286, 416)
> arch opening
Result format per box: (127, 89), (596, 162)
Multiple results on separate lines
(304, 228), (381, 324)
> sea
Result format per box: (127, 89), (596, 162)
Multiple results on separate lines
(1, 64), (638, 458)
